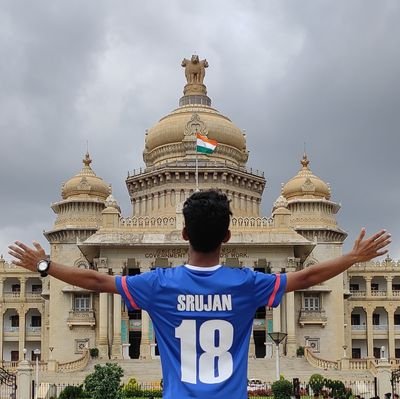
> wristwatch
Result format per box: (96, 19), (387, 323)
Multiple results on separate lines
(37, 259), (51, 277)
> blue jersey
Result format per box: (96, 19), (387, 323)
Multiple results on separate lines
(116, 265), (287, 399)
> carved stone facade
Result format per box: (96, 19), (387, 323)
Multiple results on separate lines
(1, 56), (396, 371)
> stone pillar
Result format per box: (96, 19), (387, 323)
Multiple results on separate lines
(17, 359), (33, 399)
(0, 277), (4, 298)
(286, 291), (296, 357)
(365, 276), (372, 297)
(386, 276), (393, 298)
(98, 292), (109, 358)
(18, 307), (26, 360)
(366, 306), (374, 358)
(20, 277), (26, 301)
(0, 306), (4, 359)
(386, 305), (395, 360)
(140, 311), (151, 359)
(248, 326), (256, 358)
(375, 360), (392, 397)
(111, 294), (122, 359)
(273, 306), (281, 332)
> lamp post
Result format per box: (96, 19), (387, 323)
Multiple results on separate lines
(33, 348), (41, 399)
(268, 332), (287, 381)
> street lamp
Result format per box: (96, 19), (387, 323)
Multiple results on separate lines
(33, 348), (41, 399)
(268, 332), (287, 381)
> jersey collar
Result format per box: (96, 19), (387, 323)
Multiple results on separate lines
(184, 264), (222, 272)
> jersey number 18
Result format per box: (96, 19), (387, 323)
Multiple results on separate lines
(175, 319), (234, 384)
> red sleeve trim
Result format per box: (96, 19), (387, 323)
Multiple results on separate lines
(121, 276), (140, 310)
(267, 274), (281, 307)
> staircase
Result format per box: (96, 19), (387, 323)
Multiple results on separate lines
(40, 356), (373, 385)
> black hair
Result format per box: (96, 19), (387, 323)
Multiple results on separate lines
(182, 189), (232, 253)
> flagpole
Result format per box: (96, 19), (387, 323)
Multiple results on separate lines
(195, 152), (199, 192)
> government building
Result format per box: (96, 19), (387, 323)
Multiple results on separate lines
(1, 56), (399, 372)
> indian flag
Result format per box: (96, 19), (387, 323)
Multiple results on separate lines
(196, 133), (217, 154)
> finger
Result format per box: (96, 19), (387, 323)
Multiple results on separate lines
(32, 241), (43, 251)
(376, 249), (389, 256)
(8, 250), (23, 260)
(368, 229), (387, 243)
(8, 245), (25, 256)
(373, 233), (391, 245)
(15, 241), (32, 252)
(353, 228), (366, 249)
(11, 260), (23, 267)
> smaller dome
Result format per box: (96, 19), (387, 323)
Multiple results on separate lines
(282, 154), (331, 200)
(273, 194), (289, 210)
(62, 153), (110, 200)
(104, 194), (121, 213)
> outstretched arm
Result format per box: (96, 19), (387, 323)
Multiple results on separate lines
(8, 241), (118, 293)
(285, 229), (391, 293)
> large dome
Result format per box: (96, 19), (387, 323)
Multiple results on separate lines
(282, 154), (331, 200)
(62, 153), (110, 200)
(143, 55), (248, 167)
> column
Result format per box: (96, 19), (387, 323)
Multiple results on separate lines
(366, 306), (374, 358)
(98, 292), (109, 358)
(273, 306), (281, 332)
(386, 305), (395, 360)
(16, 360), (33, 399)
(365, 277), (372, 297)
(0, 306), (4, 360)
(140, 310), (151, 359)
(0, 277), (4, 298)
(18, 307), (26, 360)
(111, 294), (122, 359)
(386, 276), (393, 298)
(286, 292), (296, 357)
(20, 277), (26, 301)
(248, 325), (256, 358)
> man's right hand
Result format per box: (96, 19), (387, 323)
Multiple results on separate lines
(8, 241), (47, 272)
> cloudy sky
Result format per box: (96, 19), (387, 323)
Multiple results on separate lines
(1, 1), (399, 261)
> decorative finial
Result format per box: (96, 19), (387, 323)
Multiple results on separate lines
(83, 152), (92, 167)
(301, 153), (310, 169)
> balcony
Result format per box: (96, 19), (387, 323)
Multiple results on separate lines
(350, 290), (366, 298)
(25, 292), (43, 302)
(26, 326), (41, 337)
(66, 310), (96, 329)
(3, 291), (21, 301)
(371, 290), (387, 297)
(299, 309), (327, 327)
(3, 326), (19, 338)
(373, 324), (388, 331)
(351, 324), (367, 331)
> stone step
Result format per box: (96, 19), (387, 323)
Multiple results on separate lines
(39, 356), (373, 385)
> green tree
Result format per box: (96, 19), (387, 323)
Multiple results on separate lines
(272, 378), (292, 399)
(309, 374), (325, 396)
(84, 363), (124, 399)
(58, 385), (87, 399)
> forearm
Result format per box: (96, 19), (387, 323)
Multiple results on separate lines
(47, 261), (117, 293)
(287, 252), (358, 291)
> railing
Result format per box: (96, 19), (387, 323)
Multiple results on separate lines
(371, 290), (387, 297)
(351, 325), (367, 331)
(58, 349), (89, 373)
(3, 327), (19, 333)
(299, 309), (327, 326)
(350, 290), (366, 297)
(0, 361), (19, 370)
(231, 216), (274, 229)
(120, 216), (176, 229)
(67, 310), (96, 328)
(128, 161), (265, 178)
(25, 292), (43, 300)
(393, 290), (400, 296)
(26, 326), (41, 334)
(349, 359), (369, 370)
(304, 346), (339, 369)
(373, 324), (388, 331)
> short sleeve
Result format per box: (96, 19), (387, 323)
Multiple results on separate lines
(115, 271), (157, 311)
(253, 272), (287, 308)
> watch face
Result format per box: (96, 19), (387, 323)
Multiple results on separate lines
(37, 260), (49, 272)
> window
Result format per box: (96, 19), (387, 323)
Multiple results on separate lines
(11, 351), (19, 361)
(395, 314), (400, 325)
(373, 347), (381, 359)
(304, 294), (320, 311)
(395, 348), (400, 359)
(32, 284), (42, 293)
(352, 348), (361, 359)
(373, 313), (380, 325)
(31, 316), (41, 327)
(11, 284), (20, 292)
(74, 294), (90, 312)
(351, 314), (361, 325)
(10, 315), (19, 327)
(350, 284), (359, 291)
(371, 283), (379, 291)
(393, 284), (400, 291)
